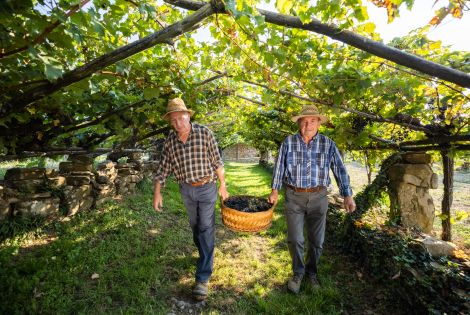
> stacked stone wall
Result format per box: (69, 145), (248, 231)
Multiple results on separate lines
(0, 153), (156, 221)
(223, 143), (259, 162)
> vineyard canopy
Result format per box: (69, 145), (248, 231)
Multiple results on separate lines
(0, 0), (469, 158)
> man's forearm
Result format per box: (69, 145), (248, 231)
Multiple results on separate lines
(154, 181), (162, 196)
(215, 166), (226, 187)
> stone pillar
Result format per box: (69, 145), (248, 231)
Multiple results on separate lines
(387, 152), (438, 233)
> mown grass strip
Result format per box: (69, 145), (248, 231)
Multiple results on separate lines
(1, 162), (398, 314)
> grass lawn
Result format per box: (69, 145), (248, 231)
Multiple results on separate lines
(1, 162), (403, 314)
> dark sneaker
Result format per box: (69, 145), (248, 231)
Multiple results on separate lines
(309, 275), (320, 289)
(287, 275), (303, 294)
(192, 281), (208, 300)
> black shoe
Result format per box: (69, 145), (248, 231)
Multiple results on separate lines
(309, 275), (320, 289)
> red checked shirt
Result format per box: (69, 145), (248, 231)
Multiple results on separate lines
(154, 123), (224, 185)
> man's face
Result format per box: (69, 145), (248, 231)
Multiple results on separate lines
(298, 116), (321, 136)
(169, 111), (190, 134)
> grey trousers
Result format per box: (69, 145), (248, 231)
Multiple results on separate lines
(284, 186), (329, 277)
(179, 181), (218, 283)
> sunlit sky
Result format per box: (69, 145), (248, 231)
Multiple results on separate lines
(366, 0), (470, 51)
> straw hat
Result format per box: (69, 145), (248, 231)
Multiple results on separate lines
(161, 98), (194, 121)
(292, 104), (328, 123)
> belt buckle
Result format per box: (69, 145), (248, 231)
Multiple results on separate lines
(190, 176), (211, 186)
(288, 185), (320, 193)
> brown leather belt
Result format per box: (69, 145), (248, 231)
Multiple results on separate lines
(189, 176), (212, 187)
(286, 184), (324, 193)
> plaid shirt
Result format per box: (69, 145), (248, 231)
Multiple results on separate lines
(155, 123), (224, 185)
(271, 133), (353, 197)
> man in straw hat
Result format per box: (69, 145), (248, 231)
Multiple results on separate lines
(268, 104), (356, 294)
(154, 97), (229, 300)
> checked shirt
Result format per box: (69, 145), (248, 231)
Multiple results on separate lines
(271, 133), (352, 197)
(154, 123), (223, 185)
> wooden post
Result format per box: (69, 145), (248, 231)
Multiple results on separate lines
(440, 149), (454, 241)
(364, 150), (372, 185)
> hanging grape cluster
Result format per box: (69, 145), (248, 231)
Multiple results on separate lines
(351, 115), (372, 134)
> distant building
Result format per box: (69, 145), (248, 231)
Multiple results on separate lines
(222, 143), (259, 162)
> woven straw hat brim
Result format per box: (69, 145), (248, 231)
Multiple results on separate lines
(292, 114), (328, 123)
(162, 109), (194, 121)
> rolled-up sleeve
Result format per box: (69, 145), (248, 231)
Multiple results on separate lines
(207, 129), (224, 170)
(330, 143), (353, 197)
(271, 140), (287, 190)
(154, 140), (172, 185)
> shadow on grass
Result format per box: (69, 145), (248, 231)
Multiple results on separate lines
(0, 162), (406, 314)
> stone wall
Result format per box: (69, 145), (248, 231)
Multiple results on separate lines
(0, 154), (156, 221)
(387, 152), (438, 233)
(222, 143), (259, 162)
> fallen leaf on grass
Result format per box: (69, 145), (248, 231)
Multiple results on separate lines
(33, 287), (44, 298)
(91, 273), (100, 280)
(453, 249), (468, 260)
(391, 271), (401, 280)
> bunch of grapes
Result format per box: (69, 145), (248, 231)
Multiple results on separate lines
(351, 116), (371, 133)
(390, 129), (410, 142)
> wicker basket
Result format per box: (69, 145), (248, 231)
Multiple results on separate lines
(221, 195), (276, 232)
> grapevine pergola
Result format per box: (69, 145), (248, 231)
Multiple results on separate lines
(1, 0), (469, 240)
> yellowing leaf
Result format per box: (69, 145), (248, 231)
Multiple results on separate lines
(451, 7), (462, 18)
(429, 41), (441, 50)
(53, 119), (60, 126)
(354, 220), (364, 228)
(363, 22), (376, 34)
(37, 132), (43, 140)
(429, 16), (440, 25)
(276, 0), (293, 14)
(386, 1), (398, 23)
(445, 115), (452, 125)
(430, 7), (449, 26)
(424, 87), (435, 96)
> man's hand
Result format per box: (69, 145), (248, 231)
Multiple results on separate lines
(216, 166), (229, 201)
(153, 181), (163, 212)
(218, 184), (229, 201)
(268, 189), (279, 204)
(343, 196), (356, 213)
(153, 192), (163, 212)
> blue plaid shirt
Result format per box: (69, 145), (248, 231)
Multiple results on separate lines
(271, 133), (353, 197)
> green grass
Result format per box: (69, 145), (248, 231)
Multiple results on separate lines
(0, 162), (400, 314)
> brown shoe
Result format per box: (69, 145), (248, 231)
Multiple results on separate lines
(287, 275), (303, 294)
(193, 281), (208, 300)
(309, 275), (320, 289)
